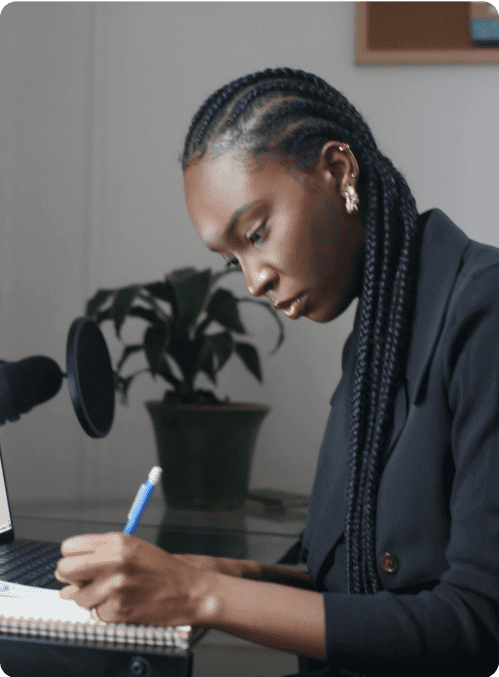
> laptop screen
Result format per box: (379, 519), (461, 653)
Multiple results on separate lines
(0, 444), (13, 536)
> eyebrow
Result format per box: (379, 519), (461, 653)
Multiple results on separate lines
(207, 200), (263, 252)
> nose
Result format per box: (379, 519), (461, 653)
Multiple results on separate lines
(242, 260), (276, 298)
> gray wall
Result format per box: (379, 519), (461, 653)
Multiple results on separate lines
(1, 2), (498, 503)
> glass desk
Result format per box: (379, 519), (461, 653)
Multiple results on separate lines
(11, 496), (307, 564)
(9, 497), (308, 677)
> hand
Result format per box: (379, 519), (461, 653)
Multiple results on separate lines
(54, 532), (208, 627)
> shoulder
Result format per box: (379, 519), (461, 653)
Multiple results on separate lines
(403, 208), (497, 403)
(449, 236), (499, 313)
(459, 236), (499, 281)
(422, 207), (499, 287)
(441, 236), (499, 389)
(415, 207), (499, 316)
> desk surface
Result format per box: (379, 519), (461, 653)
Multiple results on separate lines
(9, 499), (305, 676)
(11, 496), (308, 535)
(11, 497), (307, 564)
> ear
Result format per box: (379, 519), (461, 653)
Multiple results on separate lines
(319, 141), (359, 193)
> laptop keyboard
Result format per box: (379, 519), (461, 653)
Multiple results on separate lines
(0, 539), (64, 590)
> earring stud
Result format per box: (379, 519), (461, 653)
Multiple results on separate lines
(338, 143), (359, 176)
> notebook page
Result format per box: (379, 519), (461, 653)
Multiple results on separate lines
(0, 582), (193, 643)
(0, 582), (94, 623)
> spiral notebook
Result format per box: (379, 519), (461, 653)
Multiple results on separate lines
(0, 581), (193, 650)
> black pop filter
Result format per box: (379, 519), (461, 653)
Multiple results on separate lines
(66, 317), (115, 438)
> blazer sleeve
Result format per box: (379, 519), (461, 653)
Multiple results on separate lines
(322, 264), (499, 675)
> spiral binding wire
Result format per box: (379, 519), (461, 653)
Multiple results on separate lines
(0, 614), (192, 650)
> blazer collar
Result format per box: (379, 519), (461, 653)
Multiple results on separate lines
(343, 208), (469, 403)
(405, 208), (469, 403)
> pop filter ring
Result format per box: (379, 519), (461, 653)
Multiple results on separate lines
(66, 317), (115, 438)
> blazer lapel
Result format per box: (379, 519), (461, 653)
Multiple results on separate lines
(303, 209), (469, 585)
(381, 209), (468, 465)
(405, 209), (469, 404)
(304, 303), (361, 584)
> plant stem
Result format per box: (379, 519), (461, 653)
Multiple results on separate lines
(137, 291), (171, 323)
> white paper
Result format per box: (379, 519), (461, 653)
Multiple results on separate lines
(0, 582), (95, 623)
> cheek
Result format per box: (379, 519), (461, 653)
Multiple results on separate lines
(284, 208), (329, 272)
(301, 218), (337, 276)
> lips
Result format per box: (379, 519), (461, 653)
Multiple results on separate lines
(279, 292), (308, 319)
(273, 292), (304, 309)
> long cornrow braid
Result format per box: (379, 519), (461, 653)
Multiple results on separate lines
(181, 68), (421, 595)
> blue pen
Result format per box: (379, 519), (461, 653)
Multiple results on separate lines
(124, 466), (162, 535)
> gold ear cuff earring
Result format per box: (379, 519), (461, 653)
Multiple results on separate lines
(338, 144), (359, 214)
(341, 185), (359, 214)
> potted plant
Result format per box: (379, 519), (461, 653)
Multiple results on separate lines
(86, 266), (284, 511)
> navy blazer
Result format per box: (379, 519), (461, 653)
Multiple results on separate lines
(301, 209), (499, 676)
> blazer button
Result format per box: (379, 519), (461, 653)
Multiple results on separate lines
(380, 553), (399, 573)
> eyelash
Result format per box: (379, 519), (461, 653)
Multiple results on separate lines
(225, 223), (267, 269)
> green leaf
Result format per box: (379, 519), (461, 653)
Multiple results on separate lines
(194, 316), (212, 340)
(115, 368), (149, 404)
(206, 331), (234, 371)
(167, 268), (211, 333)
(112, 286), (140, 337)
(156, 360), (181, 389)
(144, 281), (176, 307)
(194, 332), (233, 384)
(206, 289), (246, 334)
(94, 308), (113, 325)
(209, 267), (242, 289)
(144, 325), (171, 375)
(238, 298), (285, 355)
(166, 337), (198, 387)
(86, 289), (114, 318)
(166, 267), (199, 285)
(117, 344), (143, 372)
(128, 306), (165, 327)
(235, 342), (262, 382)
(200, 352), (217, 384)
(117, 375), (135, 405)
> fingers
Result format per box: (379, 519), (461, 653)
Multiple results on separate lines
(56, 532), (135, 583)
(55, 552), (111, 583)
(59, 583), (81, 601)
(60, 584), (102, 611)
(54, 567), (87, 584)
(59, 573), (125, 614)
(60, 532), (124, 556)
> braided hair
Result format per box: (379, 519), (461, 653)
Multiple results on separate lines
(181, 68), (421, 595)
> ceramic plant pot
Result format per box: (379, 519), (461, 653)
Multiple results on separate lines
(145, 401), (270, 511)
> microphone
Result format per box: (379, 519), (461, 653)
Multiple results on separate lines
(0, 356), (64, 426)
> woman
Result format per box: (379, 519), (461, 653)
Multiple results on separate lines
(55, 68), (499, 676)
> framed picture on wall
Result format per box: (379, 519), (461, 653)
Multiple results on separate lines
(355, 2), (499, 64)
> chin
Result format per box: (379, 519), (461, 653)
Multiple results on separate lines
(309, 296), (354, 323)
(306, 307), (338, 323)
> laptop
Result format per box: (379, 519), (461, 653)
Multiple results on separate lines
(0, 442), (64, 591)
